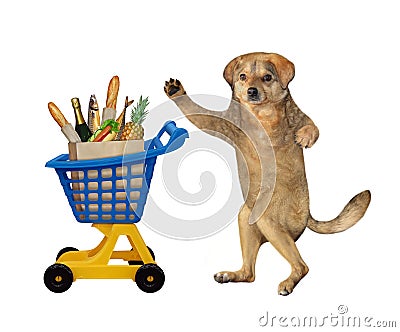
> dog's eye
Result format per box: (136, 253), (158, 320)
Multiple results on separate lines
(263, 74), (272, 82)
(240, 74), (247, 81)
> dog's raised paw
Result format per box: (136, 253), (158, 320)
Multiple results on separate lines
(164, 78), (186, 98)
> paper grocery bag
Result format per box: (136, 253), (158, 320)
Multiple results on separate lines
(68, 140), (144, 160)
(68, 140), (144, 214)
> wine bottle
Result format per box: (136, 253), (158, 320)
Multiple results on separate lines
(71, 97), (92, 142)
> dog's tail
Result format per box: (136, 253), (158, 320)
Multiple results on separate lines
(307, 190), (371, 234)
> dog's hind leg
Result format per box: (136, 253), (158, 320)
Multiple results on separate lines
(214, 204), (264, 283)
(257, 220), (309, 295)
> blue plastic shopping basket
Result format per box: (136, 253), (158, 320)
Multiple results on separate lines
(46, 121), (189, 224)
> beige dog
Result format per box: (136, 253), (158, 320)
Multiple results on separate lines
(164, 52), (371, 295)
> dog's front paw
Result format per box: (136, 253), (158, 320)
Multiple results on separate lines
(295, 124), (319, 148)
(164, 78), (186, 98)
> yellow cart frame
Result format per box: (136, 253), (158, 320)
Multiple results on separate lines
(44, 224), (164, 293)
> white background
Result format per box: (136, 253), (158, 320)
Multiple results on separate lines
(1, 0), (399, 330)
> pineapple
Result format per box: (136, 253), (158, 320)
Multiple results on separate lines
(120, 96), (149, 140)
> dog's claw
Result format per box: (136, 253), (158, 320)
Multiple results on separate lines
(279, 289), (290, 296)
(295, 141), (302, 148)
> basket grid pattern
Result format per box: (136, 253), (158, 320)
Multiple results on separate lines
(56, 158), (155, 223)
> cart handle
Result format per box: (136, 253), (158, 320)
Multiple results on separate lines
(151, 120), (188, 149)
(46, 121), (189, 169)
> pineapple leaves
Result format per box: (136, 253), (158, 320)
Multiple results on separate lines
(131, 95), (149, 125)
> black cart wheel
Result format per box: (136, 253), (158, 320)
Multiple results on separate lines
(44, 263), (73, 293)
(56, 247), (79, 261)
(135, 264), (165, 293)
(128, 246), (155, 265)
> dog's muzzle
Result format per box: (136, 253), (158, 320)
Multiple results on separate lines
(247, 87), (259, 101)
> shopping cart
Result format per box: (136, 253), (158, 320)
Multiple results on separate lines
(44, 121), (189, 293)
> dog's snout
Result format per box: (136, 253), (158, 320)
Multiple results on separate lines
(247, 87), (258, 97)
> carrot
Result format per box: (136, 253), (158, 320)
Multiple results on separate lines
(88, 119), (120, 142)
(93, 125), (112, 142)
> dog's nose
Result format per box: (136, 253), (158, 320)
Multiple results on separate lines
(247, 87), (258, 97)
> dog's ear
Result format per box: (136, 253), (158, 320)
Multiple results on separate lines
(223, 55), (242, 88)
(267, 54), (295, 89)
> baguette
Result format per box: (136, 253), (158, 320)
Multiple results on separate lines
(48, 102), (68, 127)
(48, 102), (81, 143)
(106, 75), (120, 109)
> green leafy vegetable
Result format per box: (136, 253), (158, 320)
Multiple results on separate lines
(88, 119), (120, 142)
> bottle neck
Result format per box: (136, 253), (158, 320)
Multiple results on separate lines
(71, 98), (85, 125)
